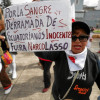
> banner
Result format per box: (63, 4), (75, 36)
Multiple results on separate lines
(4, 0), (72, 52)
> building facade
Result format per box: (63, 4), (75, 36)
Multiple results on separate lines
(73, 0), (100, 28)
(83, 10), (100, 28)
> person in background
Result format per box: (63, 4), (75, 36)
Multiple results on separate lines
(0, 8), (13, 94)
(32, 0), (52, 92)
(0, 8), (17, 79)
(39, 58), (52, 92)
(0, 25), (17, 80)
(35, 21), (100, 100)
(87, 27), (94, 48)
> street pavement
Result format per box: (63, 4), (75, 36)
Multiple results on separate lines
(0, 38), (100, 100)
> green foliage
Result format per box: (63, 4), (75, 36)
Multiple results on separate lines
(94, 30), (100, 34)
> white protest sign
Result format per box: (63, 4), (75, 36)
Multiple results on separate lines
(4, 0), (72, 52)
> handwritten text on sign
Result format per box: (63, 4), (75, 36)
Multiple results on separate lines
(4, 1), (72, 52)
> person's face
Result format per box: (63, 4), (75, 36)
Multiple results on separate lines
(71, 29), (89, 54)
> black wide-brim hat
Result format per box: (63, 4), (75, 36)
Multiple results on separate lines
(72, 21), (90, 35)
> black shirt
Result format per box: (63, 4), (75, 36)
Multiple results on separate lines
(35, 49), (100, 100)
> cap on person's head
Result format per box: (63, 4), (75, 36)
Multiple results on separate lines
(72, 21), (90, 35)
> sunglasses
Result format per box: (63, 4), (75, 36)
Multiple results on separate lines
(72, 35), (89, 42)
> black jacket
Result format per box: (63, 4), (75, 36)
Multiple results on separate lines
(35, 49), (100, 100)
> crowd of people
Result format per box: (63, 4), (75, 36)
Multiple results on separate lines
(0, 0), (100, 100)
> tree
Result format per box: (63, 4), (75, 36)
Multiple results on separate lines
(1, 0), (11, 9)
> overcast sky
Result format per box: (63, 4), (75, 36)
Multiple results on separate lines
(0, 0), (99, 6)
(84, 0), (99, 6)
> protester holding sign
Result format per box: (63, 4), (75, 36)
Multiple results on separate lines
(0, 8), (13, 94)
(35, 21), (100, 100)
